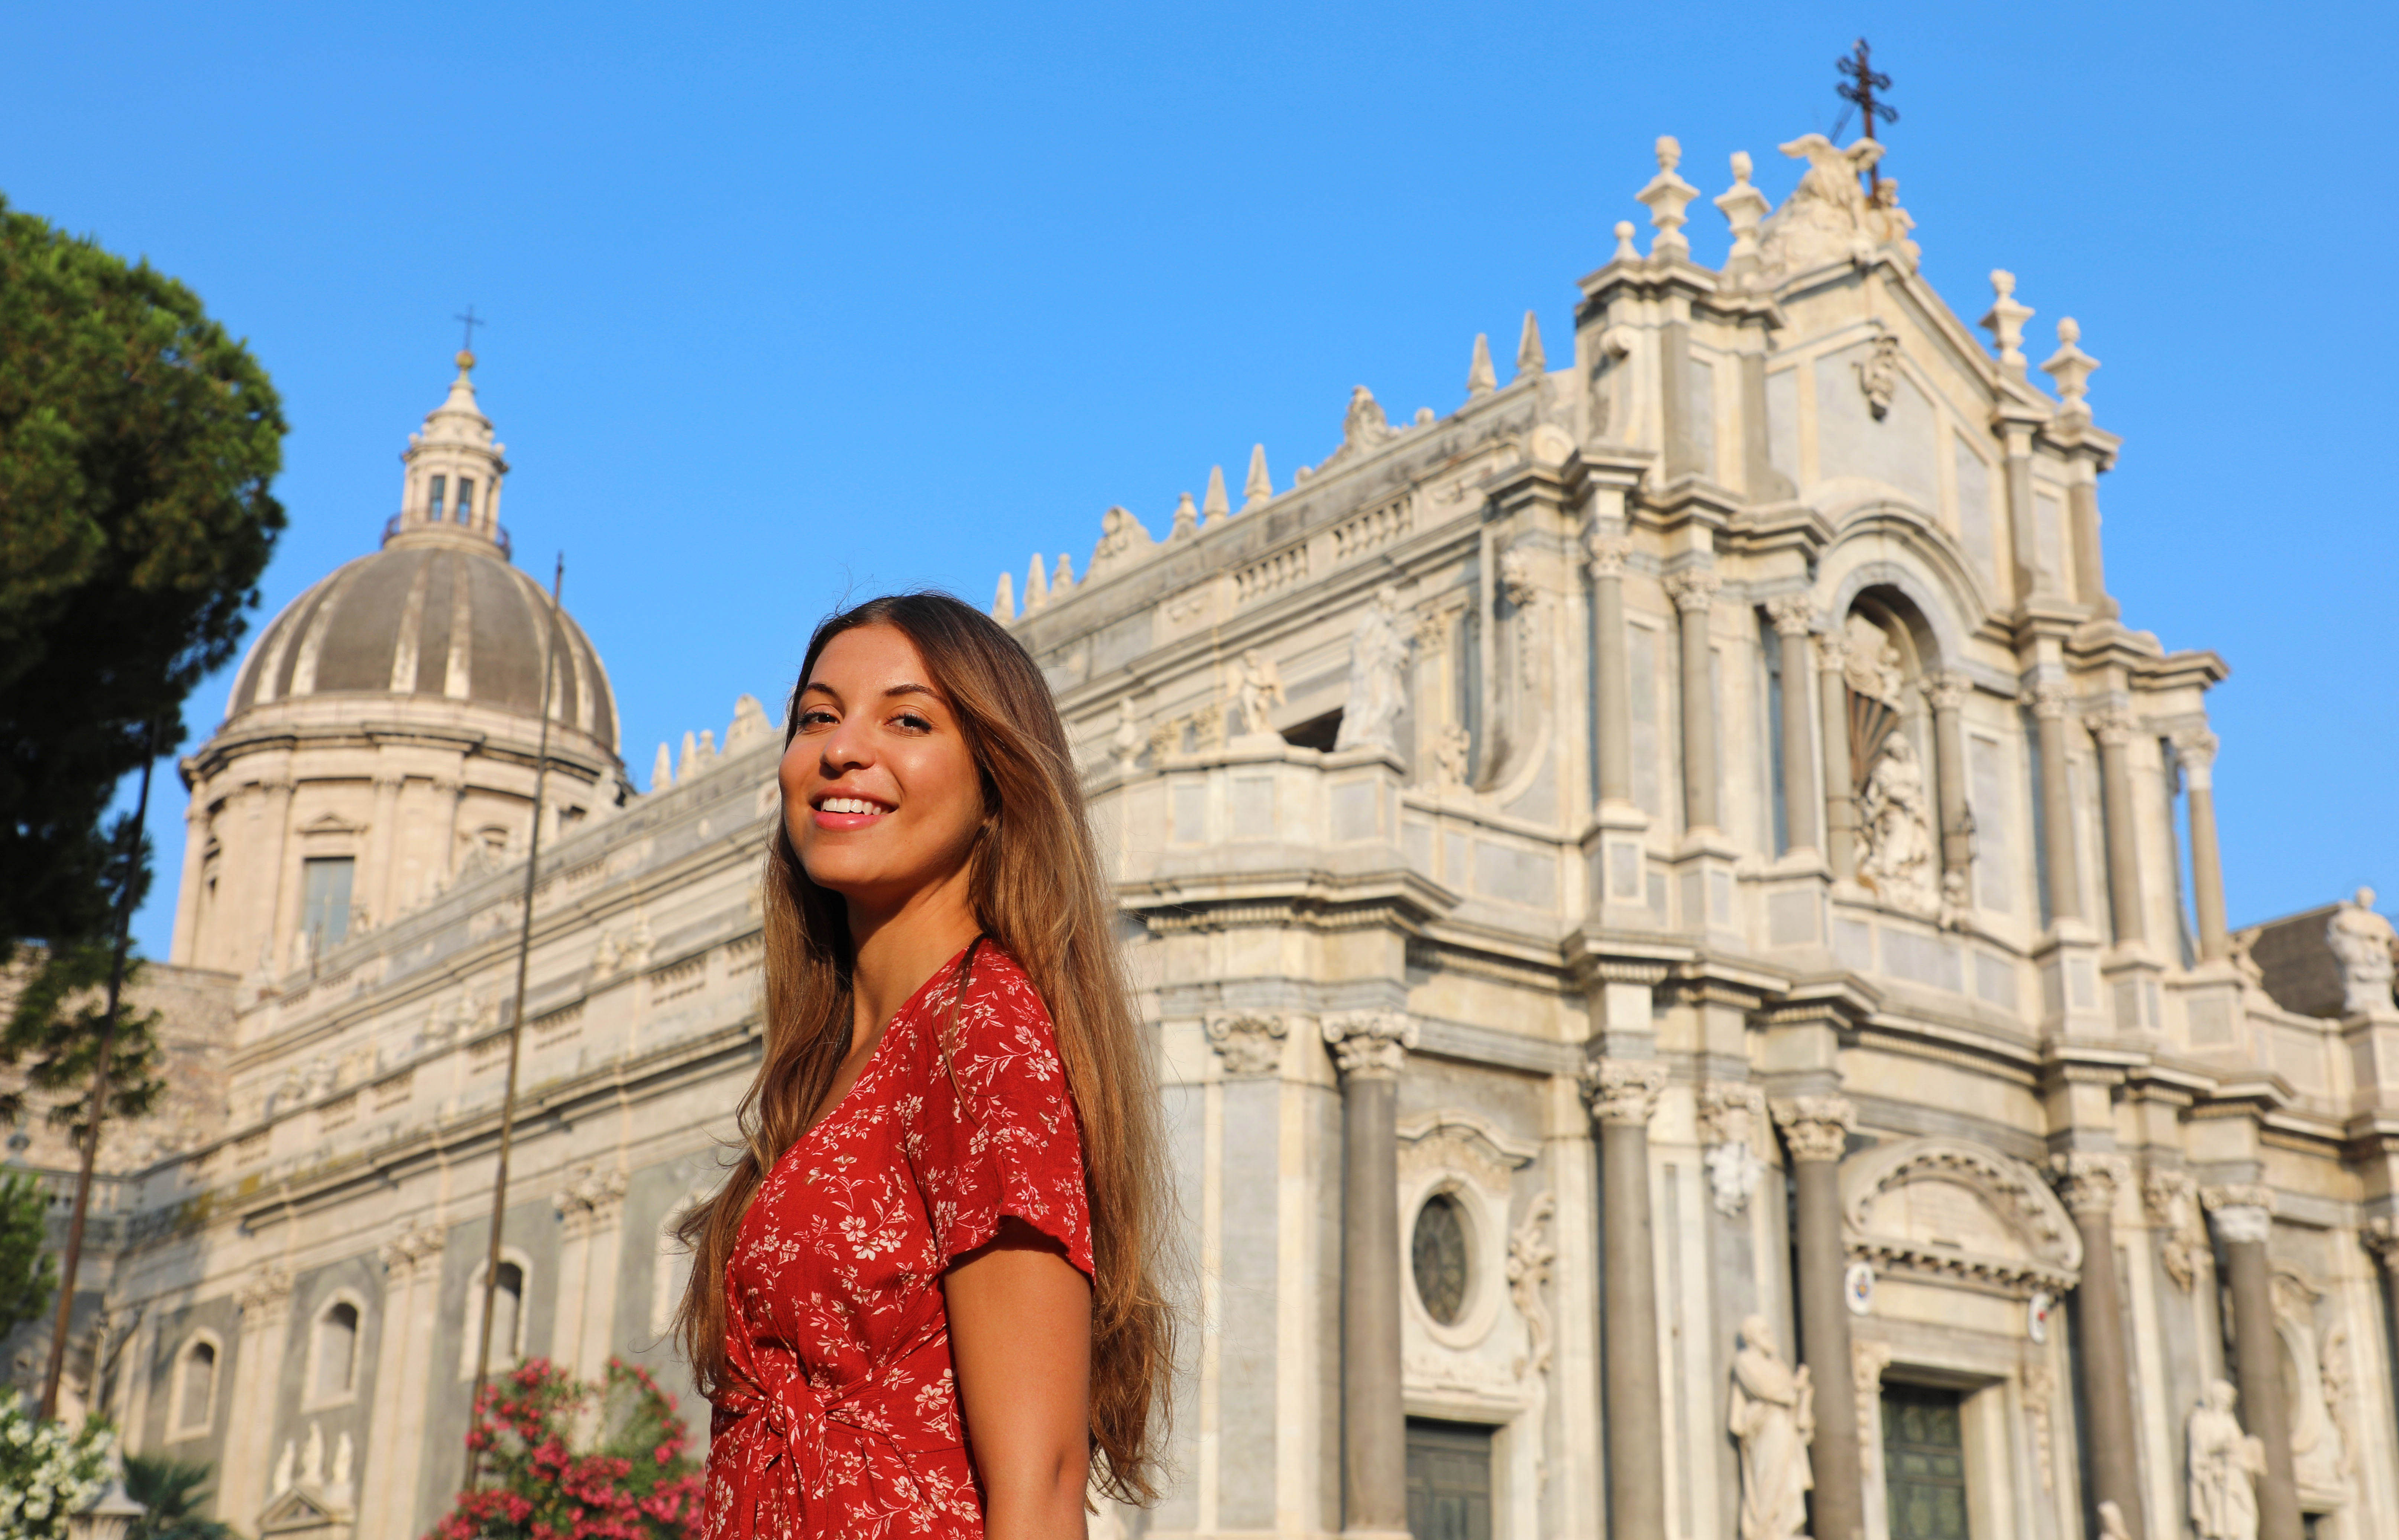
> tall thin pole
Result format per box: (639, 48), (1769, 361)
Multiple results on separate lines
(39, 719), (159, 1421)
(468, 554), (564, 1482)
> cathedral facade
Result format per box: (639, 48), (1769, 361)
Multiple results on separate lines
(16, 126), (2399, 1540)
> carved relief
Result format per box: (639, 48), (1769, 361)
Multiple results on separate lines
(1698, 1085), (1768, 1216)
(2021, 1361), (2058, 1492)
(1203, 1013), (1291, 1077)
(2143, 1169), (2205, 1291)
(1396, 1112), (1537, 1199)
(1839, 1137), (2083, 1297)
(1856, 734), (1938, 917)
(1855, 330), (1901, 420)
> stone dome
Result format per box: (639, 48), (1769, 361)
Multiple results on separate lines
(226, 542), (618, 749)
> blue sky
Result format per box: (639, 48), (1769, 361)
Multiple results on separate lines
(8, 1), (2392, 959)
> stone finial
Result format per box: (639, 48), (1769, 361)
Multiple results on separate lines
(1026, 554), (1050, 611)
(1515, 310), (1546, 379)
(1979, 269), (2034, 382)
(1611, 220), (1639, 264)
(1170, 491), (1199, 539)
(1715, 150), (1772, 281)
(1635, 135), (1701, 260)
(677, 730), (700, 783)
(1202, 465), (1230, 528)
(1052, 552), (1074, 595)
(2040, 317), (2099, 415)
(991, 570), (1016, 622)
(650, 742), (674, 792)
(1467, 333), (1496, 398)
(1243, 443), (1272, 508)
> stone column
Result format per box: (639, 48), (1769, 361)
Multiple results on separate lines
(1582, 1057), (1667, 1540)
(1765, 598), (1820, 854)
(2174, 729), (2230, 960)
(2088, 710), (2146, 947)
(1663, 570), (1721, 834)
(1817, 630), (1859, 883)
(1586, 532), (1635, 808)
(220, 1265), (294, 1528)
(2030, 683), (2084, 925)
(555, 1168), (631, 1384)
(2204, 1186), (2301, 1540)
(1923, 672), (1974, 882)
(1772, 1096), (1863, 1540)
(2053, 1154), (2146, 1540)
(1322, 1011), (1417, 1539)
(359, 1223), (443, 1540)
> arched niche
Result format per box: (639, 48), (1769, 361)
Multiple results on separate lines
(1840, 1137), (2082, 1299)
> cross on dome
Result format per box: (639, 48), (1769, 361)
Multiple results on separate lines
(386, 350), (512, 555)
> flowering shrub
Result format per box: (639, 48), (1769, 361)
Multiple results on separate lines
(0, 1402), (111, 1540)
(427, 1359), (704, 1540)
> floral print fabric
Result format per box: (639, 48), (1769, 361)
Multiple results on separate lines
(706, 943), (1092, 1540)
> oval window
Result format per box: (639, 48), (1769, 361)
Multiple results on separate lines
(1411, 1191), (1470, 1325)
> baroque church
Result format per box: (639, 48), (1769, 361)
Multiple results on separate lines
(11, 123), (2399, 1540)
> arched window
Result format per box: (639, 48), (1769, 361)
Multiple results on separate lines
(428, 474), (447, 521)
(460, 1251), (533, 1378)
(169, 1334), (221, 1440)
(313, 1300), (360, 1403)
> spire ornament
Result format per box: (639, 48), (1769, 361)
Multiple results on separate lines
(2041, 318), (2099, 416)
(1467, 333), (1496, 398)
(1515, 311), (1546, 380)
(1202, 466), (1230, 527)
(1635, 136), (1701, 260)
(1979, 271), (2034, 382)
(1243, 444), (1272, 508)
(1716, 151), (1771, 282)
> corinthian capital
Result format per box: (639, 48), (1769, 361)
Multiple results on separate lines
(2173, 727), (2219, 788)
(1579, 1056), (1667, 1126)
(2029, 681), (2072, 720)
(2049, 1152), (2130, 1216)
(2202, 1183), (2274, 1245)
(235, 1264), (294, 1328)
(1662, 569), (1721, 613)
(1764, 594), (1817, 637)
(1815, 629), (1855, 673)
(1920, 670), (1969, 713)
(1322, 1010), (1417, 1080)
(1205, 1012), (1292, 1078)
(1583, 531), (1632, 579)
(2364, 1217), (2399, 1277)
(1771, 1094), (1856, 1163)
(2084, 709), (2136, 748)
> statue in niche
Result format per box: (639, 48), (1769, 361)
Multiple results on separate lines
(272, 1438), (295, 1496)
(300, 1420), (325, 1486)
(1233, 649), (1286, 737)
(1333, 586), (1408, 754)
(2325, 887), (2398, 1016)
(2187, 1378), (2264, 1540)
(1729, 1315), (1814, 1540)
(1858, 735), (1939, 917)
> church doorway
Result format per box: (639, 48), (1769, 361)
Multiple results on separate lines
(1404, 1418), (1493, 1540)
(1880, 1384), (1969, 1540)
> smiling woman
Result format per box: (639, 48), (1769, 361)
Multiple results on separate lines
(674, 592), (1173, 1540)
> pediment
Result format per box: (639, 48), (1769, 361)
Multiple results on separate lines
(1841, 1137), (2081, 1297)
(1398, 1111), (1538, 1198)
(259, 1486), (352, 1534)
(299, 812), (363, 836)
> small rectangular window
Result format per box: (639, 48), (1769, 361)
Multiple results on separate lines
(456, 478), (476, 522)
(301, 856), (354, 950)
(427, 474), (447, 520)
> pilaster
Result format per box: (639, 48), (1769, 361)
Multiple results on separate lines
(2204, 1185), (2302, 1540)
(1582, 1055), (1667, 1540)
(1321, 1010), (1415, 1540)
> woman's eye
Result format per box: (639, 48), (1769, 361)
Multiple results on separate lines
(891, 713), (932, 733)
(798, 709), (838, 730)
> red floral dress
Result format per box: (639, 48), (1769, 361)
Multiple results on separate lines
(705, 942), (1092, 1540)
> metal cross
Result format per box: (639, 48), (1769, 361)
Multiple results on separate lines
(1834, 38), (1897, 190)
(454, 305), (485, 354)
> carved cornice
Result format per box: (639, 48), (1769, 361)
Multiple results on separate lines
(1205, 1012), (1294, 1077)
(1580, 1056), (1668, 1126)
(1772, 1094), (1856, 1163)
(1662, 569), (1721, 614)
(1842, 1136), (2084, 1297)
(2048, 1152), (2130, 1217)
(1322, 1010), (1417, 1080)
(2202, 1184), (2275, 1245)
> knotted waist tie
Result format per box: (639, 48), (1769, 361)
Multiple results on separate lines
(716, 1318), (958, 1540)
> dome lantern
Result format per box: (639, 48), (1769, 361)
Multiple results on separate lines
(388, 350), (512, 555)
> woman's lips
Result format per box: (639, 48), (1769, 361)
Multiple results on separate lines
(812, 794), (891, 831)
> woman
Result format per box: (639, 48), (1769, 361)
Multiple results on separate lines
(675, 593), (1173, 1540)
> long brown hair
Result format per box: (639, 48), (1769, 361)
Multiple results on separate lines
(674, 591), (1175, 1503)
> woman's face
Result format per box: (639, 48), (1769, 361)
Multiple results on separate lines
(780, 624), (985, 917)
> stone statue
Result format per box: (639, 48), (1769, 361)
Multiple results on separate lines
(2325, 888), (2397, 1016)
(1729, 1315), (1814, 1540)
(301, 1419), (324, 1486)
(272, 1438), (296, 1496)
(1333, 586), (1408, 753)
(2097, 1499), (2131, 1540)
(1233, 649), (1286, 737)
(1858, 735), (1939, 916)
(1758, 134), (1886, 275)
(2187, 1378), (2265, 1540)
(331, 1429), (353, 1489)
(1431, 722), (1472, 790)
(1110, 698), (1142, 775)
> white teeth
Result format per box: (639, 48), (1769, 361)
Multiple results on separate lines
(821, 797), (881, 815)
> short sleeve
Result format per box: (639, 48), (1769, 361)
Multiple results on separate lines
(903, 948), (1094, 1278)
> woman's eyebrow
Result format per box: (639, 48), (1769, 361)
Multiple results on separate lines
(883, 683), (939, 700)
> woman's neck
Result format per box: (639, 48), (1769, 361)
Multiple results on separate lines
(846, 870), (983, 1036)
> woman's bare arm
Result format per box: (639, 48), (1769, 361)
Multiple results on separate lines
(945, 1216), (1093, 1540)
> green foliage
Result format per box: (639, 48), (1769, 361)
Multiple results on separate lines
(0, 938), (165, 1144)
(0, 1406), (111, 1540)
(126, 1453), (241, 1540)
(0, 1168), (56, 1339)
(0, 194), (285, 956)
